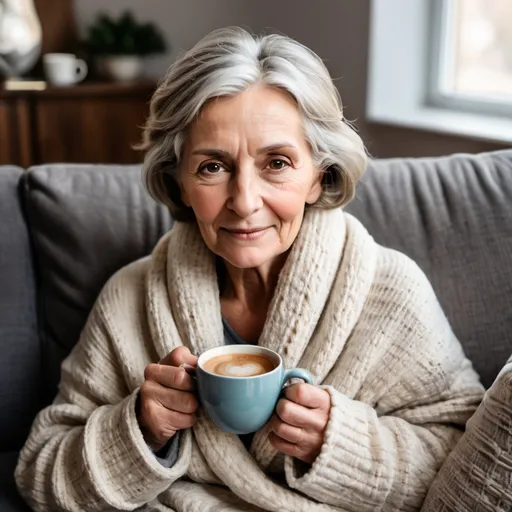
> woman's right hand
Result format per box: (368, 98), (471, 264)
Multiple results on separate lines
(138, 346), (199, 452)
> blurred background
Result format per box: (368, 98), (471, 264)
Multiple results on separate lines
(0, 0), (511, 167)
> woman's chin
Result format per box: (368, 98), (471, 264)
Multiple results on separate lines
(218, 248), (276, 269)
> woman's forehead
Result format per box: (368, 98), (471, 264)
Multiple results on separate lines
(186, 87), (306, 150)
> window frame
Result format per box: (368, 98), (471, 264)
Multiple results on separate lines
(366, 0), (512, 144)
(427, 0), (512, 119)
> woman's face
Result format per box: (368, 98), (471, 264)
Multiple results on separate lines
(179, 85), (322, 269)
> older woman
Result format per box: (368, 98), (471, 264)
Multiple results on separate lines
(15, 27), (483, 512)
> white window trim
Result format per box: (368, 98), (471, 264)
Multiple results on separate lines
(367, 0), (512, 144)
(428, 0), (512, 118)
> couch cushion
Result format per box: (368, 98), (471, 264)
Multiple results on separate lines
(0, 166), (41, 452)
(23, 150), (512, 409)
(0, 452), (31, 512)
(346, 150), (512, 388)
(421, 354), (512, 511)
(23, 165), (173, 405)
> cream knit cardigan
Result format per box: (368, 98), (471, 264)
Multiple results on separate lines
(15, 208), (484, 512)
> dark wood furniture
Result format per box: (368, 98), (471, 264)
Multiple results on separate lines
(0, 81), (156, 167)
(34, 0), (78, 57)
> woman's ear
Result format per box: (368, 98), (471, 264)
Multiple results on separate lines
(305, 169), (324, 205)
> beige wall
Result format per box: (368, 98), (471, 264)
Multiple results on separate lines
(74, 0), (509, 158)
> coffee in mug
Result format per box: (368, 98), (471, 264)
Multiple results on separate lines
(202, 353), (276, 377)
(196, 345), (313, 434)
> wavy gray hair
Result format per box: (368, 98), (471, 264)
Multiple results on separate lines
(139, 27), (367, 221)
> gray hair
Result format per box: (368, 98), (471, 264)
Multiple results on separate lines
(139, 26), (367, 221)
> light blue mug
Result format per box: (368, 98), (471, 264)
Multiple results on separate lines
(196, 345), (313, 434)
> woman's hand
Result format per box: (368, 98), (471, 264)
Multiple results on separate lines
(137, 347), (198, 452)
(269, 383), (331, 465)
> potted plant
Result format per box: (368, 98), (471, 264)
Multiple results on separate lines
(83, 11), (167, 82)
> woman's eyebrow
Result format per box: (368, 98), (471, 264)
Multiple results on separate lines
(191, 143), (297, 158)
(256, 143), (297, 154)
(191, 148), (231, 158)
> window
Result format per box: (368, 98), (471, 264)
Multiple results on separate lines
(429, 0), (512, 117)
(367, 0), (512, 143)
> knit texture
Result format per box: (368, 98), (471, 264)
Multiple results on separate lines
(15, 208), (484, 511)
(421, 353), (512, 512)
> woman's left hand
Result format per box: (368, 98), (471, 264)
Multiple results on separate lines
(269, 383), (331, 465)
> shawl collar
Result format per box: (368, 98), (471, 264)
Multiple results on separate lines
(145, 208), (378, 510)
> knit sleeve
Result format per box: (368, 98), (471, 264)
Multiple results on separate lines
(152, 431), (182, 468)
(14, 266), (191, 511)
(285, 385), (475, 511)
(284, 254), (485, 511)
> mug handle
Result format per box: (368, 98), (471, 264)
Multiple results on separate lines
(282, 368), (313, 386)
(75, 59), (88, 83)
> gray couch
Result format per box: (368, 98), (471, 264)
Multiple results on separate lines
(1, 150), (511, 511)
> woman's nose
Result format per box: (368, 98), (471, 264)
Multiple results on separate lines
(227, 170), (263, 218)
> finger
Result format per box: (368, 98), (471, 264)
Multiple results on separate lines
(142, 400), (197, 440)
(161, 408), (197, 431)
(144, 363), (196, 391)
(269, 431), (307, 460)
(284, 383), (331, 410)
(159, 346), (198, 368)
(276, 398), (326, 430)
(269, 414), (304, 445)
(141, 381), (198, 414)
(180, 363), (197, 376)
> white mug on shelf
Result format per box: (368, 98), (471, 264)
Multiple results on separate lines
(43, 53), (88, 86)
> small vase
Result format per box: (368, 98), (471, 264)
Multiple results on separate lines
(0, 0), (42, 77)
(99, 56), (144, 83)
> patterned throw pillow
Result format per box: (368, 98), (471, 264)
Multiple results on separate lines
(421, 356), (512, 511)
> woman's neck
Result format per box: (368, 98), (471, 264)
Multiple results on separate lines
(219, 253), (288, 310)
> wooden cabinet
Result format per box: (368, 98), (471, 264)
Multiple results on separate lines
(0, 81), (156, 167)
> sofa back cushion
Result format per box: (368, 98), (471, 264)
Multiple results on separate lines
(347, 150), (512, 388)
(24, 150), (512, 411)
(0, 166), (41, 451)
(23, 165), (173, 404)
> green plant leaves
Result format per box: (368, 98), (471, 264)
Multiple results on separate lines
(83, 11), (167, 56)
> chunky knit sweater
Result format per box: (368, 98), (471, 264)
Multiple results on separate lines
(15, 208), (484, 512)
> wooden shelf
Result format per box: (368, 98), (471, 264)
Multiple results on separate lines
(0, 80), (157, 167)
(0, 80), (157, 98)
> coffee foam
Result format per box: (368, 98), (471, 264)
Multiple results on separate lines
(217, 361), (267, 377)
(203, 353), (275, 377)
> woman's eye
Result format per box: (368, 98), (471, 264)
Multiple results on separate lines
(200, 162), (224, 174)
(268, 159), (289, 170)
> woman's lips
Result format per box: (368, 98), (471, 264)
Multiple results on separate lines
(222, 227), (270, 240)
